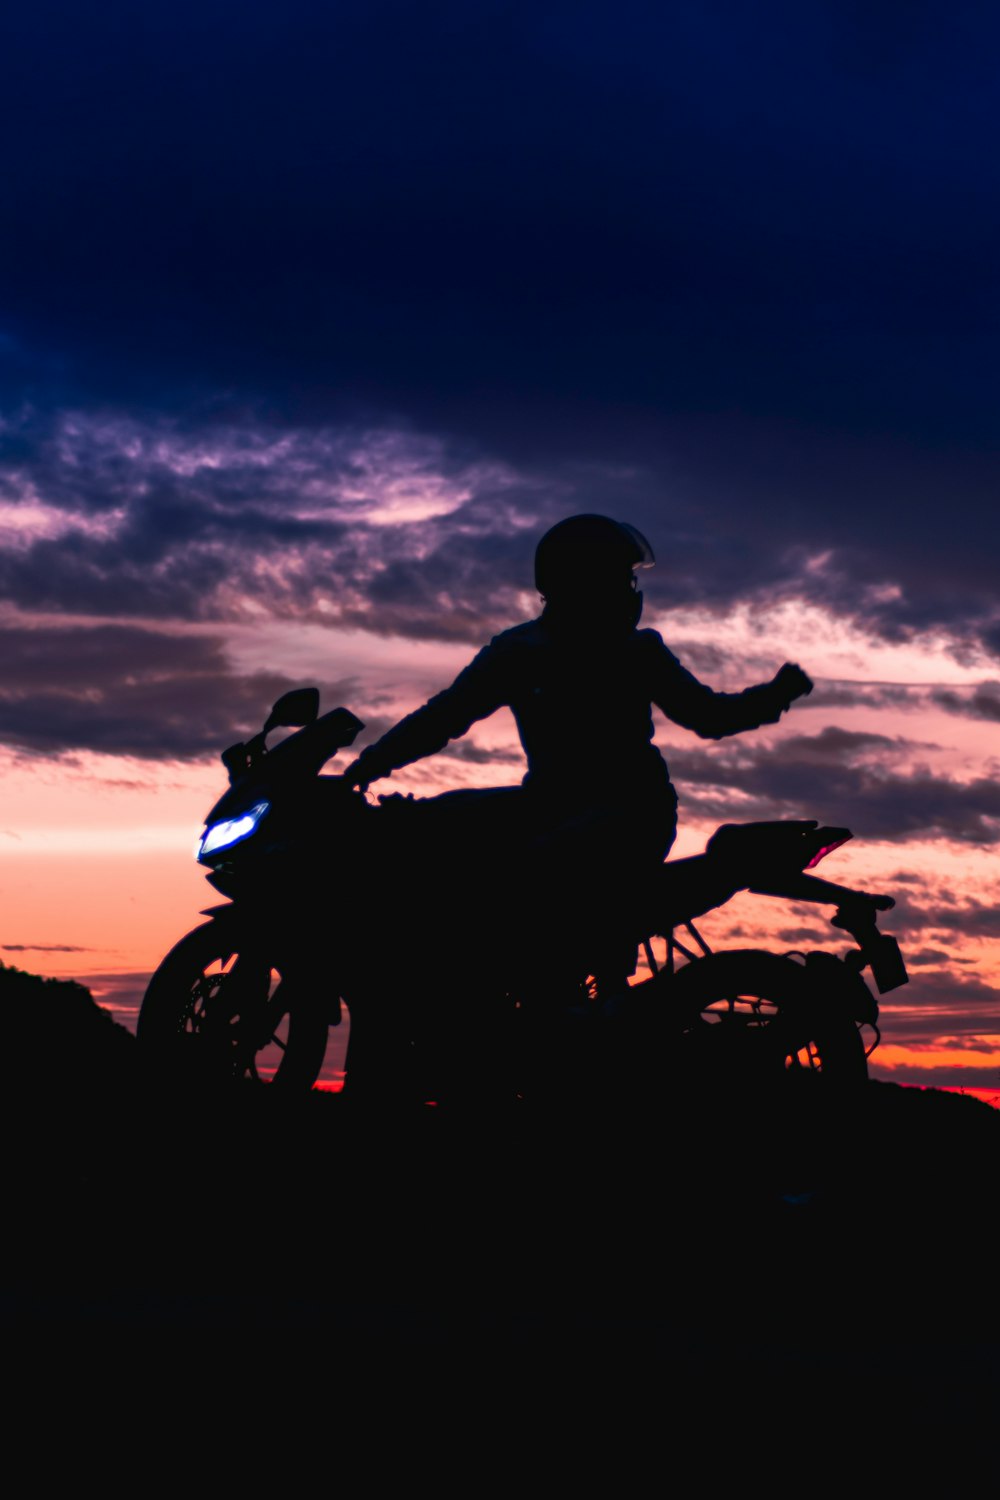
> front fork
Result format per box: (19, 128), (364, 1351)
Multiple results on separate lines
(199, 901), (343, 1040)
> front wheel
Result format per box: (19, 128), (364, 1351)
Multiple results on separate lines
(138, 920), (329, 1091)
(667, 949), (868, 1089)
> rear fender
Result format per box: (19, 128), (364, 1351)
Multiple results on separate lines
(804, 950), (879, 1025)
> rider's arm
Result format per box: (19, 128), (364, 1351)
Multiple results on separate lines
(343, 639), (510, 788)
(646, 632), (811, 740)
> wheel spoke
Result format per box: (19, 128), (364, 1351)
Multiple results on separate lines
(142, 929), (329, 1092)
(671, 952), (868, 1089)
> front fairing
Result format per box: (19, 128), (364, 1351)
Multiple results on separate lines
(198, 779), (373, 904)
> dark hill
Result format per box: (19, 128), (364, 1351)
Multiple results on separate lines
(0, 958), (135, 1090)
(1, 959), (997, 1451)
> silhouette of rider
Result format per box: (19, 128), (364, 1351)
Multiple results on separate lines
(342, 515), (812, 994)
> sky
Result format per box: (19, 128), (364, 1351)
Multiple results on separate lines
(2, 0), (1000, 1095)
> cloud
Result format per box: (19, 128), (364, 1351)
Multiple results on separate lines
(0, 409), (555, 642)
(1, 943), (91, 953)
(930, 683), (1000, 723)
(0, 620), (363, 760)
(885, 892), (1000, 942)
(438, 740), (522, 768)
(81, 971), (152, 1020)
(879, 972), (1000, 1028)
(816, 680), (1000, 726)
(805, 683), (927, 712)
(666, 725), (1000, 845)
(2, 407), (1000, 669)
(870, 1063), (1000, 1089)
(870, 973), (1000, 1072)
(904, 950), (976, 968)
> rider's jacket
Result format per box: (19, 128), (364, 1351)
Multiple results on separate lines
(349, 613), (797, 804)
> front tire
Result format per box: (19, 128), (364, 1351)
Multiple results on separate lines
(138, 920), (329, 1091)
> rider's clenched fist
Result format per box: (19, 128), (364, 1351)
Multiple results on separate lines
(774, 663), (813, 703)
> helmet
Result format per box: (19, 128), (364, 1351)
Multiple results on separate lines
(534, 514), (655, 598)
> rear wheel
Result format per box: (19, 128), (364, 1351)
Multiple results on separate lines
(138, 920), (329, 1091)
(667, 949), (868, 1088)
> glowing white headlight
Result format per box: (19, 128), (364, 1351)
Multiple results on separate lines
(198, 800), (271, 860)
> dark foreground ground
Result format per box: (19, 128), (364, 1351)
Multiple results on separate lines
(2, 964), (998, 1470)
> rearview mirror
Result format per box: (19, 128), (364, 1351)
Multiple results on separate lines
(264, 687), (320, 732)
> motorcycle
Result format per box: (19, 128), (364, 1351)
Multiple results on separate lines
(137, 687), (908, 1098)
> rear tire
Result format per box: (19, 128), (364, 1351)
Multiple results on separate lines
(667, 949), (868, 1088)
(138, 920), (329, 1091)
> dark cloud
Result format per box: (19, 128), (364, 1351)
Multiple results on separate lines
(873, 974), (1000, 1064)
(775, 923), (831, 946)
(930, 683), (1000, 723)
(904, 950), (975, 969)
(660, 640), (738, 679)
(82, 971), (152, 1020)
(879, 973), (1000, 1021)
(0, 410), (552, 640)
(3, 2), (999, 447)
(804, 683), (924, 713)
(439, 740), (522, 768)
(0, 4), (998, 662)
(1, 943), (91, 953)
(1, 403), (1000, 664)
(667, 725), (1000, 844)
(885, 891), (1000, 942)
(868, 681), (1000, 726)
(870, 1063), (1000, 1090)
(0, 621), (362, 760)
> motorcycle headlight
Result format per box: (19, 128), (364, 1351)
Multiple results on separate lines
(198, 800), (271, 860)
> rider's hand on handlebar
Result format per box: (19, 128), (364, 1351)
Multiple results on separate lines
(340, 760), (371, 794)
(774, 662), (813, 704)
